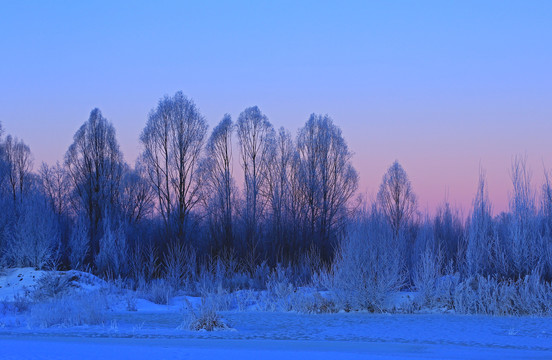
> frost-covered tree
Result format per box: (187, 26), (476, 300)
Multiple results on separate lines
(200, 114), (235, 251)
(140, 92), (208, 242)
(322, 210), (405, 311)
(65, 108), (123, 261)
(236, 106), (275, 264)
(377, 161), (417, 237)
(3, 193), (61, 269)
(296, 114), (358, 259)
(507, 156), (540, 277)
(465, 170), (495, 276)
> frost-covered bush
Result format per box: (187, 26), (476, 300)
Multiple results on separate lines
(28, 290), (108, 327)
(181, 298), (230, 331)
(320, 214), (406, 312)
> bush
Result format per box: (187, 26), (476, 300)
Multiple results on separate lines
(181, 298), (230, 331)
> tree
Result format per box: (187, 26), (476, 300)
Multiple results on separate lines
(119, 163), (154, 225)
(3, 192), (61, 269)
(266, 127), (295, 259)
(39, 161), (70, 219)
(508, 156), (540, 277)
(140, 91), (208, 242)
(3, 135), (33, 207)
(465, 170), (495, 276)
(296, 114), (358, 259)
(377, 161), (417, 237)
(236, 106), (275, 264)
(65, 108), (123, 261)
(200, 114), (235, 251)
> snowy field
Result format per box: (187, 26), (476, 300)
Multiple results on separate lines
(1, 312), (552, 359)
(1, 268), (552, 359)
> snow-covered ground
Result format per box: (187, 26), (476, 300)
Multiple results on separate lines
(1, 269), (552, 359)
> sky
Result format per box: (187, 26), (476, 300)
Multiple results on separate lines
(0, 1), (551, 215)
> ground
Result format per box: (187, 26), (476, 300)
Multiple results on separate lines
(1, 268), (552, 359)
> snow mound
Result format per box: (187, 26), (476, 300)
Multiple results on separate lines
(0, 268), (46, 301)
(0, 268), (107, 302)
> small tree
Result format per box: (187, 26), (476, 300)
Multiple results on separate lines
(377, 161), (417, 238)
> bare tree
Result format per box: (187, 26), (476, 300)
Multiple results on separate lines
(65, 108), (123, 260)
(3, 135), (33, 207)
(200, 114), (235, 251)
(236, 106), (275, 265)
(266, 127), (295, 259)
(296, 114), (358, 258)
(140, 91), (208, 242)
(377, 161), (417, 237)
(119, 163), (154, 225)
(39, 161), (70, 218)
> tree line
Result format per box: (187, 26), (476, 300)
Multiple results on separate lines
(0, 91), (359, 278)
(1, 91), (551, 292)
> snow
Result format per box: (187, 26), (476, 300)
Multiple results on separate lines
(1, 336), (551, 360)
(1, 269), (552, 359)
(0, 268), (46, 301)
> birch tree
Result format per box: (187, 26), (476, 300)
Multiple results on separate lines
(140, 91), (208, 242)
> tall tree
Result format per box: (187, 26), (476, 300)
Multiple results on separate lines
(201, 114), (235, 251)
(65, 108), (123, 260)
(266, 127), (295, 259)
(140, 91), (208, 242)
(237, 106), (275, 264)
(296, 114), (358, 258)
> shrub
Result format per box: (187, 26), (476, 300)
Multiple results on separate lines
(181, 298), (230, 331)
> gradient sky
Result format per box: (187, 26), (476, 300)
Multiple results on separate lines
(1, 1), (551, 215)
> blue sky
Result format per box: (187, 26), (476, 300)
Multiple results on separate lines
(1, 1), (551, 213)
